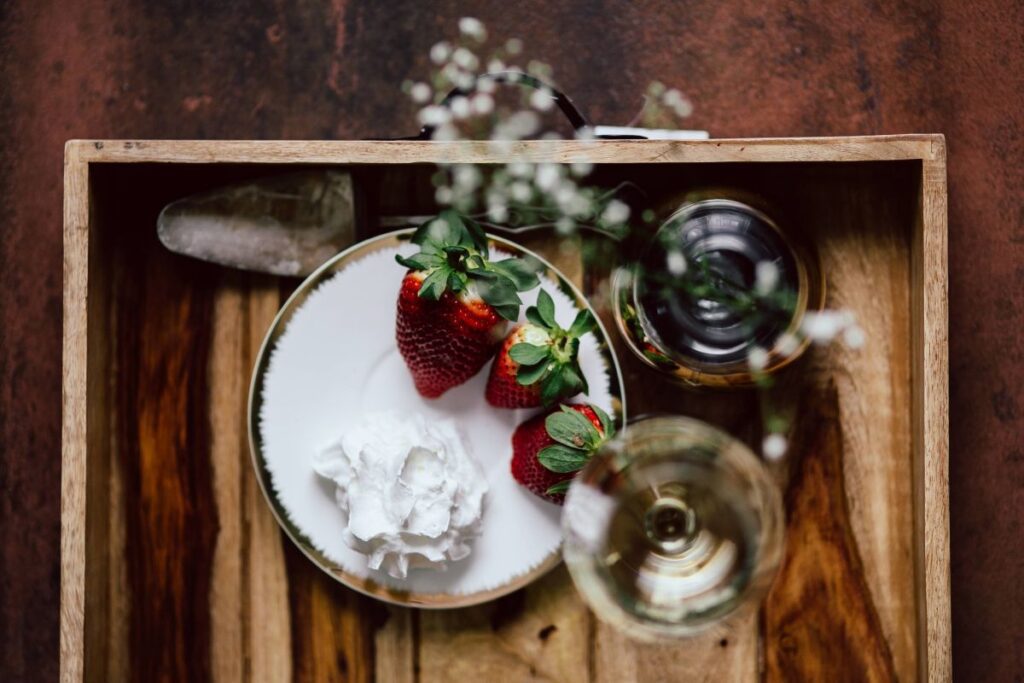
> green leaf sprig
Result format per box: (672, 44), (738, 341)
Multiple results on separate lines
(396, 209), (541, 320)
(509, 289), (597, 405)
(537, 404), (615, 495)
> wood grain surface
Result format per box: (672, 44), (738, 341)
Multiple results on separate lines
(764, 385), (898, 682)
(60, 142), (943, 682)
(4, 2), (1019, 681)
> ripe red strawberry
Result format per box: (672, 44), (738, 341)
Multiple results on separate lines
(511, 403), (615, 504)
(395, 210), (540, 398)
(486, 289), (595, 408)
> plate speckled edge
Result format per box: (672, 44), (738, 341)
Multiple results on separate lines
(247, 229), (626, 608)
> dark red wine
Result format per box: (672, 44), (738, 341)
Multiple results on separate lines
(637, 200), (799, 365)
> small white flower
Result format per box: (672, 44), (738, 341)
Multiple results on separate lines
(762, 433), (788, 460)
(555, 217), (576, 235)
(505, 38), (523, 55)
(488, 203), (508, 223)
(508, 161), (534, 178)
(535, 163), (562, 191)
(409, 82), (431, 104)
(506, 110), (539, 138)
(452, 47), (479, 71)
(747, 345), (769, 372)
(775, 332), (800, 357)
(458, 17), (486, 40)
(530, 88), (555, 111)
(801, 311), (845, 343)
(430, 41), (451, 64)
(452, 165), (481, 191)
(565, 193), (592, 218)
(844, 325), (866, 349)
(487, 58), (505, 73)
(755, 260), (780, 295)
(601, 199), (631, 225)
(449, 95), (471, 119)
(663, 88), (684, 106)
(476, 78), (497, 94)
(418, 105), (452, 126)
(471, 93), (494, 115)
(510, 182), (532, 203)
(672, 98), (694, 117)
(435, 186), (454, 204)
(570, 162), (594, 177)
(430, 122), (459, 141)
(666, 250), (687, 276)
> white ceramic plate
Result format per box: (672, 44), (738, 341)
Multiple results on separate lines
(249, 230), (625, 607)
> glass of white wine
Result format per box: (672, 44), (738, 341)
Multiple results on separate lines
(562, 416), (784, 640)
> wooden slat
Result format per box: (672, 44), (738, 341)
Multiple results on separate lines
(915, 145), (951, 682)
(809, 164), (918, 680)
(60, 143), (89, 683)
(208, 275), (296, 682)
(763, 386), (897, 681)
(67, 136), (942, 166)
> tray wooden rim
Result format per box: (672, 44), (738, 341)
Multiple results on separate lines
(61, 135), (949, 682)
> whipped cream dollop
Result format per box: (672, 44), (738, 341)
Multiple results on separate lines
(312, 411), (488, 579)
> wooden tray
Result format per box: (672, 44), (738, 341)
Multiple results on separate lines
(61, 137), (949, 682)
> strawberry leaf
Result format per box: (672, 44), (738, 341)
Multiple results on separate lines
(537, 444), (589, 473)
(447, 270), (466, 293)
(491, 257), (542, 292)
(536, 289), (558, 328)
(568, 309), (596, 338)
(395, 253), (439, 271)
(418, 267), (451, 301)
(546, 408), (602, 450)
(516, 360), (549, 385)
(509, 342), (550, 366)
(525, 307), (548, 328)
(470, 272), (523, 321)
(545, 480), (572, 496)
(590, 404), (615, 438)
(463, 214), (489, 252)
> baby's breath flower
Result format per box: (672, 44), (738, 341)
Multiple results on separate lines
(530, 88), (555, 111)
(418, 105), (452, 126)
(755, 260), (780, 295)
(471, 93), (494, 115)
(430, 41), (452, 64)
(535, 163), (562, 191)
(508, 161), (534, 178)
(453, 165), (481, 192)
(449, 95), (471, 119)
(431, 122), (459, 141)
(487, 58), (505, 73)
(409, 82), (432, 103)
(747, 345), (770, 372)
(510, 182), (532, 203)
(435, 186), (454, 204)
(476, 78), (497, 94)
(666, 250), (687, 276)
(601, 199), (631, 225)
(556, 217), (576, 235)
(452, 47), (479, 71)
(488, 203), (509, 223)
(802, 310), (856, 343)
(458, 17), (486, 41)
(775, 332), (800, 357)
(763, 433), (788, 460)
(843, 325), (866, 349)
(570, 162), (594, 177)
(505, 38), (523, 54)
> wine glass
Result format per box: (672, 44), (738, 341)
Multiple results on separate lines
(562, 416), (784, 640)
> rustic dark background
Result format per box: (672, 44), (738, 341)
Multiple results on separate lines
(0, 1), (1021, 681)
